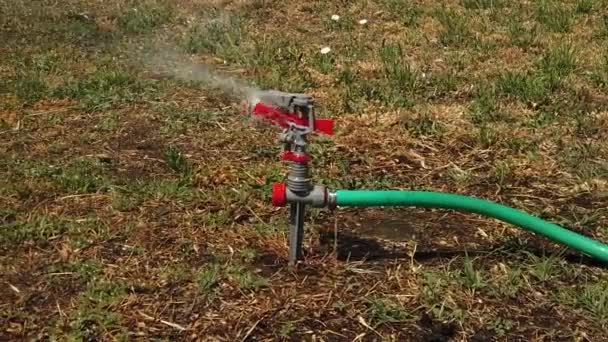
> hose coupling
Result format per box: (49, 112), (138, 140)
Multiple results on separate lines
(271, 183), (330, 208)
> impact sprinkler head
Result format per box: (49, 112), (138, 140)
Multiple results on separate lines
(248, 90), (335, 265)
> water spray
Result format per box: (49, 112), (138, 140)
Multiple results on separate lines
(250, 92), (608, 265)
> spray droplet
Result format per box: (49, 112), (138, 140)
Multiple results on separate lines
(320, 47), (331, 54)
(331, 14), (340, 21)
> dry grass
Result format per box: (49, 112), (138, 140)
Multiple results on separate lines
(2, 0), (608, 340)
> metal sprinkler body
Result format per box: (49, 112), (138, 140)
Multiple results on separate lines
(249, 90), (334, 265)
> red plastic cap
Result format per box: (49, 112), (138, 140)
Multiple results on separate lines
(271, 182), (287, 207)
(281, 151), (310, 163)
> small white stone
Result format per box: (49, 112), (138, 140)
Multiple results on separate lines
(320, 47), (331, 54)
(331, 14), (340, 21)
(358, 19), (368, 25)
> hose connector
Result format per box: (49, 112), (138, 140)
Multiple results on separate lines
(271, 182), (330, 208)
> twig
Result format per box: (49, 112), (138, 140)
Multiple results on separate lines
(8, 283), (20, 293)
(240, 317), (263, 342)
(56, 301), (66, 318)
(138, 311), (187, 331)
(334, 215), (338, 258)
(356, 316), (383, 338)
(215, 120), (227, 131)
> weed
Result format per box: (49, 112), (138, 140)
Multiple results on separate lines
(478, 124), (498, 148)
(197, 263), (221, 296)
(118, 3), (172, 34)
(577, 282), (608, 324)
(55, 159), (111, 193)
(312, 53), (334, 74)
(240, 247), (258, 262)
(182, 9), (245, 61)
(527, 110), (556, 128)
(490, 160), (511, 186)
(67, 280), (128, 340)
(382, 0), (422, 26)
(526, 253), (561, 282)
(560, 142), (607, 179)
(496, 72), (551, 105)
(462, 0), (505, 10)
(435, 7), (471, 46)
(68, 307), (123, 341)
(459, 256), (485, 289)
(163, 145), (191, 175)
(10, 75), (48, 104)
(574, 111), (601, 138)
(49, 259), (102, 284)
(54, 70), (154, 112)
(111, 189), (142, 212)
(96, 112), (120, 132)
(420, 271), (448, 306)
(1, 215), (66, 246)
(144, 178), (198, 202)
(404, 113), (443, 137)
(507, 17), (540, 48)
(279, 321), (296, 337)
(366, 298), (411, 326)
(535, 1), (572, 33)
(493, 265), (522, 298)
(73, 260), (103, 283)
(227, 264), (267, 290)
(63, 19), (105, 46)
(379, 42), (419, 92)
(322, 16), (354, 31)
(468, 83), (502, 124)
(427, 71), (460, 96)
(539, 44), (576, 85)
(447, 165), (472, 186)
(590, 50), (608, 88)
(488, 317), (514, 337)
(81, 280), (128, 306)
(575, 0), (594, 14)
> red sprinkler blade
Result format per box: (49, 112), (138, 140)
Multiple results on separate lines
(251, 101), (334, 136)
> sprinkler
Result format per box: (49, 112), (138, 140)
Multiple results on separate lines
(249, 91), (608, 265)
(249, 90), (334, 264)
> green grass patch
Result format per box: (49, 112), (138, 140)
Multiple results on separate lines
(66, 280), (128, 340)
(118, 2), (173, 34)
(382, 0), (423, 26)
(197, 263), (221, 296)
(535, 1), (572, 33)
(435, 7), (471, 46)
(404, 113), (444, 137)
(462, 0), (505, 10)
(458, 256), (485, 289)
(0, 215), (109, 248)
(577, 282), (608, 324)
(366, 297), (411, 326)
(496, 72), (552, 105)
(507, 16), (541, 49)
(227, 264), (267, 290)
(53, 70), (157, 112)
(162, 145), (192, 176)
(468, 82), (503, 123)
(181, 9), (245, 62)
(575, 0), (594, 14)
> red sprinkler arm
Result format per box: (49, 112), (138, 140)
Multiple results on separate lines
(250, 101), (334, 135)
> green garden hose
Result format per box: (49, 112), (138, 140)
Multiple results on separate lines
(335, 190), (608, 263)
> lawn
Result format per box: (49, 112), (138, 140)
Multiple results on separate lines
(1, 0), (608, 340)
